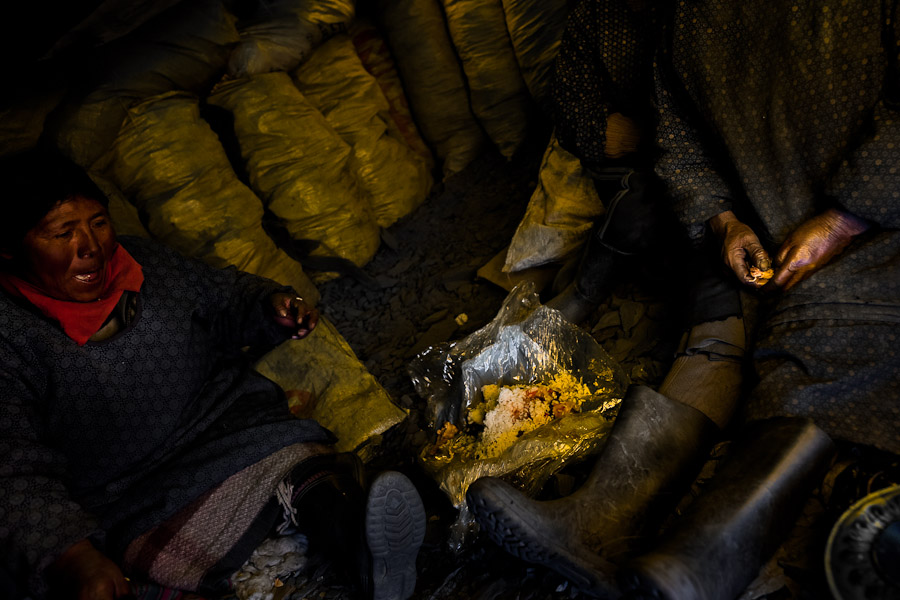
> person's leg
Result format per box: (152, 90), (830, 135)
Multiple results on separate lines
(548, 168), (671, 324)
(286, 453), (426, 600)
(620, 417), (835, 600)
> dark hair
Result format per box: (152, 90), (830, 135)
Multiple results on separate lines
(0, 147), (108, 251)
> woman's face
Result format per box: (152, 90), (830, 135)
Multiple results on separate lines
(20, 196), (117, 302)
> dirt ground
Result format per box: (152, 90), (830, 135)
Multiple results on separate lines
(260, 141), (898, 600)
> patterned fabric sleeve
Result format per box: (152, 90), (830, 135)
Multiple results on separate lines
(652, 61), (736, 241)
(825, 3), (900, 228)
(133, 239), (294, 355)
(0, 344), (102, 596)
(552, 0), (662, 170)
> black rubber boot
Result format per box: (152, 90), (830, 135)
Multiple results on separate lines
(466, 386), (719, 597)
(620, 417), (835, 600)
(548, 168), (668, 324)
(289, 454), (426, 600)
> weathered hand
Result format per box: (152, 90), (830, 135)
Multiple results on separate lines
(708, 210), (772, 287)
(50, 539), (131, 600)
(770, 208), (869, 290)
(270, 292), (319, 339)
(604, 112), (642, 159)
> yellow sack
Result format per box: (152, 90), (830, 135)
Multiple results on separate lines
(348, 20), (435, 171)
(374, 0), (487, 178)
(208, 73), (380, 269)
(293, 34), (432, 228)
(97, 91), (318, 303)
(255, 318), (407, 456)
(504, 132), (603, 272)
(501, 0), (570, 114)
(441, 0), (532, 158)
(49, 0), (239, 169)
(228, 0), (355, 77)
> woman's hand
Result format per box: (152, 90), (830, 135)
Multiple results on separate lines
(270, 292), (319, 339)
(708, 210), (772, 287)
(770, 208), (870, 290)
(50, 539), (131, 600)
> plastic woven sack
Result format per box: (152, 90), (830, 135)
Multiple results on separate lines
(255, 318), (406, 455)
(501, 0), (570, 114)
(349, 20), (435, 170)
(374, 0), (488, 178)
(504, 132), (604, 272)
(409, 282), (628, 545)
(208, 73), (380, 269)
(228, 0), (355, 77)
(49, 0), (239, 169)
(97, 91), (319, 303)
(441, 0), (532, 158)
(293, 35), (433, 228)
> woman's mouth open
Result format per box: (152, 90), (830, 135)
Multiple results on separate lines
(73, 271), (101, 284)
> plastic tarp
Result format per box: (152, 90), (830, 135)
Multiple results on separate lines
(208, 72), (380, 269)
(504, 132), (604, 272)
(349, 20), (435, 171)
(374, 0), (487, 178)
(501, 0), (570, 114)
(228, 0), (355, 77)
(48, 0), (239, 169)
(96, 91), (319, 303)
(441, 0), (532, 158)
(0, 89), (65, 158)
(293, 34), (432, 229)
(255, 318), (407, 456)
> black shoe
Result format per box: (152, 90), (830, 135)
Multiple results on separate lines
(620, 417), (835, 600)
(466, 386), (719, 597)
(365, 471), (426, 600)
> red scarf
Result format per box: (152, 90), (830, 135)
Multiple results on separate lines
(0, 245), (144, 346)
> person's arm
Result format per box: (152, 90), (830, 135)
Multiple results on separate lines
(0, 345), (114, 598)
(49, 539), (130, 600)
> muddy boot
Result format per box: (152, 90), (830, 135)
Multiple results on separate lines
(290, 455), (426, 600)
(547, 168), (668, 324)
(620, 417), (835, 600)
(466, 385), (719, 597)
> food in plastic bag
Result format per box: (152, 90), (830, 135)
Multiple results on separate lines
(441, 0), (533, 158)
(228, 0), (355, 77)
(97, 91), (319, 303)
(48, 0), (239, 169)
(409, 282), (628, 546)
(504, 132), (604, 272)
(255, 319), (407, 457)
(208, 72), (380, 270)
(293, 34), (432, 228)
(349, 20), (435, 170)
(374, 0), (488, 178)
(501, 0), (570, 114)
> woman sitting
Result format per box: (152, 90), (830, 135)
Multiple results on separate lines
(0, 148), (425, 600)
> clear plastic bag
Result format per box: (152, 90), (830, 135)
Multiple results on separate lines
(408, 282), (629, 548)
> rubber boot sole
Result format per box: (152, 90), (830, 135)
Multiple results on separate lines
(467, 478), (619, 598)
(366, 471), (426, 600)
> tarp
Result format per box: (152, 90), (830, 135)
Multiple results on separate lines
(501, 0), (569, 114)
(349, 19), (435, 170)
(441, 0), (532, 158)
(208, 73), (380, 270)
(375, 0), (487, 178)
(228, 0), (355, 77)
(504, 132), (603, 272)
(293, 34), (432, 228)
(97, 91), (319, 303)
(49, 0), (238, 168)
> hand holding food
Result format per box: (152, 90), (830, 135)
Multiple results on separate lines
(708, 210), (772, 287)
